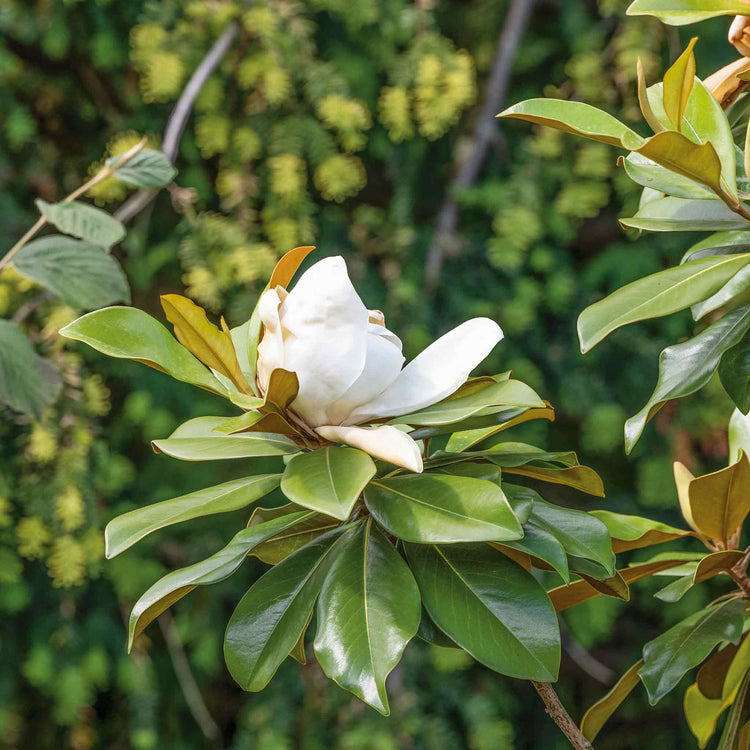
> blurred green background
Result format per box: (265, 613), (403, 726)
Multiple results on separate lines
(0, 0), (742, 747)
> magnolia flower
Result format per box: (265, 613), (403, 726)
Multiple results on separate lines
(256, 256), (503, 473)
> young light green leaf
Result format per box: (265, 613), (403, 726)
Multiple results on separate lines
(639, 599), (745, 704)
(224, 527), (350, 691)
(364, 474), (523, 543)
(60, 307), (224, 394)
(627, 1), (750, 25)
(624, 306), (750, 452)
(36, 199), (125, 249)
(152, 432), (299, 461)
(314, 521), (420, 715)
(498, 99), (644, 148)
(682, 231), (750, 264)
(105, 474), (282, 557)
(622, 151), (714, 200)
(405, 542), (560, 681)
(662, 37), (696, 129)
(392, 379), (544, 426)
(720, 328), (750, 413)
(280, 447), (376, 520)
(127, 511), (312, 650)
(0, 320), (62, 420)
(12, 236), (130, 310)
(106, 148), (177, 188)
(578, 255), (750, 353)
(620, 196), (749, 231)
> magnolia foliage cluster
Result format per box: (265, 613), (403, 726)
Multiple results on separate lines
(502, 0), (750, 744)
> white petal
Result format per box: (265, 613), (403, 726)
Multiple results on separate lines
(325, 323), (404, 424)
(347, 317), (503, 422)
(316, 424), (423, 473)
(255, 287), (285, 393)
(281, 256), (369, 426)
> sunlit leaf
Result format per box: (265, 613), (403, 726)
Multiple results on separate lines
(591, 510), (691, 552)
(627, 0), (750, 25)
(280, 447), (376, 520)
(662, 37), (696, 129)
(578, 255), (750, 353)
(60, 307), (224, 394)
(620, 196), (749, 231)
(106, 148), (177, 188)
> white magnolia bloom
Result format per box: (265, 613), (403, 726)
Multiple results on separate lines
(256, 256), (503, 473)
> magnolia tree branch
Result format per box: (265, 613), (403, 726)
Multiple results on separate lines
(531, 681), (593, 750)
(423, 0), (535, 293)
(114, 20), (240, 224)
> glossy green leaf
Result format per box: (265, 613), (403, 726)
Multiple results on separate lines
(106, 148), (177, 188)
(508, 486), (614, 575)
(36, 199), (125, 249)
(417, 607), (459, 648)
(105, 474), (282, 558)
(620, 196), (748, 231)
(499, 99), (644, 148)
(249, 504), (341, 565)
(720, 328), (750, 413)
(12, 236), (130, 309)
(625, 306), (750, 452)
(392, 379), (544, 426)
(314, 521), (420, 715)
(230, 318), (257, 387)
(627, 0), (750, 25)
(691, 264), (750, 320)
(590, 510), (691, 552)
(127, 511), (311, 650)
(364, 474), (522, 543)
(578, 254), (750, 353)
(60, 307), (224, 394)
(682, 230), (750, 264)
(639, 599), (745, 704)
(405, 542), (560, 681)
(280, 447), (376, 521)
(0, 320), (61, 420)
(501, 463), (605, 497)
(443, 404), (555, 451)
(224, 527), (350, 691)
(152, 416), (299, 460)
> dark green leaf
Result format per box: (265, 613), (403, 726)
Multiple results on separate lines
(314, 521), (420, 714)
(0, 320), (61, 420)
(405, 543), (560, 681)
(720, 328), (750, 413)
(625, 306), (750, 452)
(127, 511), (312, 650)
(224, 527), (350, 691)
(639, 599), (745, 704)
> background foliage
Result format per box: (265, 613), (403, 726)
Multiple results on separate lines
(0, 0), (741, 747)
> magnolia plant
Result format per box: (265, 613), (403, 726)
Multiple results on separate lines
(60, 246), (627, 730)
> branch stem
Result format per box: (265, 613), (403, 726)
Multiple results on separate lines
(0, 137), (147, 272)
(531, 681), (593, 750)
